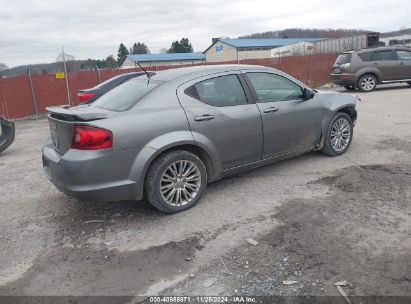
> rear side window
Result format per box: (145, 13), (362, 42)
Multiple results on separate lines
(185, 75), (248, 107)
(372, 51), (396, 61)
(91, 78), (163, 111)
(396, 50), (411, 60)
(358, 52), (373, 62)
(336, 53), (352, 64)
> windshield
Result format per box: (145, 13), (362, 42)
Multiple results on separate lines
(91, 78), (163, 111)
(335, 53), (352, 64)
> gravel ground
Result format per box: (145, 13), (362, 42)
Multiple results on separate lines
(0, 84), (410, 301)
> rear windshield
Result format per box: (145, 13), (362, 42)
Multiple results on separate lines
(91, 78), (163, 111)
(335, 53), (352, 64)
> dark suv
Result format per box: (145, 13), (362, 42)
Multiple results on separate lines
(331, 47), (411, 92)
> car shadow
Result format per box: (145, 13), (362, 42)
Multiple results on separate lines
(48, 151), (327, 246)
(50, 195), (165, 245)
(334, 83), (410, 94)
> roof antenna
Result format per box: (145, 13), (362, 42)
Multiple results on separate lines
(136, 61), (150, 79)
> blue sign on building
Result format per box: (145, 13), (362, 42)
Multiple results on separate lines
(215, 45), (224, 54)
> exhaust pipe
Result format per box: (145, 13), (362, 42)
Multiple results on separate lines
(0, 116), (15, 154)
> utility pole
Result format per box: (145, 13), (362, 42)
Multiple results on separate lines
(62, 46), (72, 106)
(28, 67), (39, 115)
(96, 65), (101, 83)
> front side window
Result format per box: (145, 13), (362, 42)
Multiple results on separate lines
(91, 78), (163, 111)
(396, 50), (411, 60)
(372, 51), (396, 61)
(185, 75), (248, 107)
(247, 73), (303, 102)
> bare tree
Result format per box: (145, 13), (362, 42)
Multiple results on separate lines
(55, 51), (76, 72)
(56, 52), (75, 62)
(0, 63), (8, 72)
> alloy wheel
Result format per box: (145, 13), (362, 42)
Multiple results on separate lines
(330, 117), (351, 152)
(360, 76), (376, 91)
(160, 160), (201, 207)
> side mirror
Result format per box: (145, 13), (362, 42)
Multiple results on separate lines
(303, 88), (315, 100)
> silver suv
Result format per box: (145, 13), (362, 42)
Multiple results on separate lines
(331, 47), (411, 92)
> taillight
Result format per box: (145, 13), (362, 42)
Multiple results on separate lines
(78, 92), (96, 103)
(71, 125), (113, 150)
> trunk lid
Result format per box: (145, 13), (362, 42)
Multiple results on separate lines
(46, 106), (113, 154)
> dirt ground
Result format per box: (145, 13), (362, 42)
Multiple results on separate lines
(0, 84), (410, 302)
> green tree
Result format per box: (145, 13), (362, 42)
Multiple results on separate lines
(117, 43), (130, 64)
(130, 42), (150, 54)
(168, 38), (193, 53)
(106, 55), (118, 68)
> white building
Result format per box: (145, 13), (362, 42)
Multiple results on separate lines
(121, 52), (206, 68)
(379, 34), (411, 47)
(203, 38), (324, 63)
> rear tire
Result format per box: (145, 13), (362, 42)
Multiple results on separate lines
(358, 74), (377, 92)
(321, 113), (353, 156)
(145, 150), (207, 213)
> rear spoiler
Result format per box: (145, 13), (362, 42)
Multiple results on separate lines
(0, 116), (15, 154)
(46, 106), (109, 121)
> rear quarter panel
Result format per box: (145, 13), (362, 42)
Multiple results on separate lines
(89, 83), (199, 199)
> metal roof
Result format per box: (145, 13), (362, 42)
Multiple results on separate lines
(126, 52), (206, 63)
(150, 64), (275, 82)
(220, 38), (324, 47)
(204, 38), (325, 52)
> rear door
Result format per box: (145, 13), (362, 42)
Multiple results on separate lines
(372, 50), (399, 80)
(395, 50), (411, 79)
(244, 71), (323, 158)
(177, 72), (263, 170)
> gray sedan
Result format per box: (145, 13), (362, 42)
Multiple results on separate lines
(42, 65), (357, 213)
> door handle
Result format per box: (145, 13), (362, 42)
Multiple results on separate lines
(194, 114), (215, 121)
(399, 62), (405, 65)
(263, 107), (279, 113)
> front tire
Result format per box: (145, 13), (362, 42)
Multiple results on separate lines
(321, 113), (353, 156)
(145, 150), (207, 213)
(358, 74), (377, 92)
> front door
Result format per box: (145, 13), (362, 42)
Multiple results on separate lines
(244, 72), (323, 158)
(395, 49), (411, 79)
(372, 50), (399, 81)
(177, 72), (263, 170)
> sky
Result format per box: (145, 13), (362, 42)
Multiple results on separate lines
(0, 0), (410, 67)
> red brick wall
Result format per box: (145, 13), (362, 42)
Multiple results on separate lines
(0, 54), (337, 119)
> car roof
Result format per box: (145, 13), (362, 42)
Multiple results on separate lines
(149, 64), (275, 82)
(346, 46), (411, 54)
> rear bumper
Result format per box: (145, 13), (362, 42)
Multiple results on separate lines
(331, 74), (357, 87)
(42, 139), (142, 202)
(0, 116), (15, 154)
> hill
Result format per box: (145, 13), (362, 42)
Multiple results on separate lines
(380, 27), (411, 38)
(0, 60), (88, 78)
(238, 28), (371, 39)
